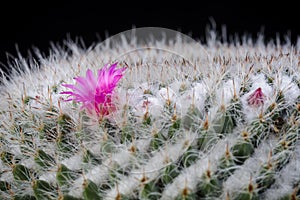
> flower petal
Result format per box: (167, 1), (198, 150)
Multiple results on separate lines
(60, 63), (126, 118)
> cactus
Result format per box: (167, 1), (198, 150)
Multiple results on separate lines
(0, 27), (300, 200)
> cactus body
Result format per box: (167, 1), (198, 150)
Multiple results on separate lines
(1, 28), (300, 200)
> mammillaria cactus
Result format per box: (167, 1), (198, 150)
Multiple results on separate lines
(0, 27), (300, 200)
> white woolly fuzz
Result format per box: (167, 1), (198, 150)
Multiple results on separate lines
(223, 136), (279, 197)
(264, 142), (300, 200)
(217, 79), (241, 105)
(105, 132), (194, 199)
(179, 81), (208, 112)
(161, 134), (238, 199)
(277, 75), (300, 105)
(61, 154), (83, 170)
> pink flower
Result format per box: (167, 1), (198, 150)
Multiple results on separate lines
(60, 63), (126, 118)
(247, 87), (265, 107)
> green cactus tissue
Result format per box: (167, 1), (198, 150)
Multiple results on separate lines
(0, 27), (300, 200)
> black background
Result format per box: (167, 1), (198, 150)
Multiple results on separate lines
(0, 1), (299, 72)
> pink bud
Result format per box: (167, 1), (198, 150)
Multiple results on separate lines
(247, 87), (265, 106)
